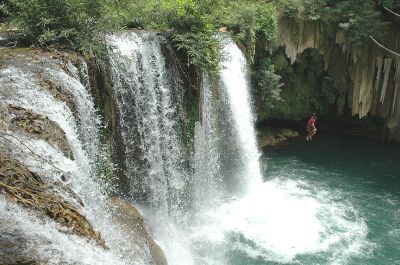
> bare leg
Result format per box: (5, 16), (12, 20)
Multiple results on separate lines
(306, 131), (312, 140)
(309, 129), (317, 140)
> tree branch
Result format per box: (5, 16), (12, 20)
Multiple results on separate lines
(370, 35), (400, 57)
(384, 7), (400, 19)
(0, 132), (65, 173)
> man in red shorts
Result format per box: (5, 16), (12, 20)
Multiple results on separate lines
(306, 113), (317, 141)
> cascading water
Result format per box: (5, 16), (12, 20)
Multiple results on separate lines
(187, 39), (370, 265)
(107, 31), (194, 264)
(0, 54), (157, 264)
(219, 40), (263, 190)
(192, 75), (222, 210)
(0, 33), (376, 265)
(107, 32), (188, 218)
(105, 32), (268, 265)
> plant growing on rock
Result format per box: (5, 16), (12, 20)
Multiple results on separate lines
(253, 58), (283, 107)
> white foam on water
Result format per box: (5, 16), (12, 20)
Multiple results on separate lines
(190, 177), (371, 264)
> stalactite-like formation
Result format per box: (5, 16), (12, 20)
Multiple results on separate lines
(268, 17), (400, 143)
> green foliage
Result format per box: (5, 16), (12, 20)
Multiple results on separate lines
(221, 1), (277, 41)
(275, 0), (393, 44)
(3, 0), (278, 72)
(173, 32), (221, 73)
(253, 58), (283, 107)
(4, 0), (106, 50)
(146, 0), (223, 72)
(379, 0), (400, 8)
(274, 0), (327, 20)
(141, 0), (277, 72)
(259, 49), (342, 121)
(328, 0), (385, 43)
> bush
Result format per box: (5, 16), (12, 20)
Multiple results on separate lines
(328, 0), (385, 44)
(253, 58), (283, 107)
(3, 0), (109, 55)
(275, 0), (392, 44)
(3, 0), (278, 71)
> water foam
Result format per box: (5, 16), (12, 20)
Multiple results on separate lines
(187, 39), (370, 265)
(190, 177), (370, 264)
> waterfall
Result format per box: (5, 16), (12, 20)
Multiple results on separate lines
(107, 32), (195, 264)
(192, 75), (222, 210)
(0, 53), (155, 264)
(192, 40), (262, 207)
(219, 40), (262, 190)
(106, 32), (264, 265)
(0, 32), (374, 265)
(0, 33), (284, 265)
(189, 39), (369, 265)
(107, 31), (189, 219)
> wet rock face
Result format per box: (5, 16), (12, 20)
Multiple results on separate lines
(0, 156), (106, 248)
(38, 77), (78, 116)
(110, 197), (168, 265)
(0, 227), (45, 265)
(0, 48), (110, 263)
(0, 48), (81, 115)
(0, 229), (31, 264)
(0, 105), (73, 159)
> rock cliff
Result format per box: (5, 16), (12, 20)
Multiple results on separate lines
(256, 17), (400, 143)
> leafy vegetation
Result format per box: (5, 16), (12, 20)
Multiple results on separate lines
(2, 0), (109, 57)
(2, 0), (277, 72)
(274, 0), (400, 44)
(252, 58), (283, 108)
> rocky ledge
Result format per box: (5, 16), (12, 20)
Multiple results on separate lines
(257, 127), (299, 149)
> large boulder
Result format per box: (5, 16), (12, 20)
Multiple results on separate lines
(110, 197), (168, 265)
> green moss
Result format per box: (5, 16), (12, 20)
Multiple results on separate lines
(185, 96), (199, 146)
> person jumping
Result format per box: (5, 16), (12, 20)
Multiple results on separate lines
(306, 113), (317, 141)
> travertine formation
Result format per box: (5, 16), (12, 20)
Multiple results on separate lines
(267, 17), (400, 142)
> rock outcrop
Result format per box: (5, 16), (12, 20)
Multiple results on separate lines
(0, 104), (73, 159)
(258, 127), (299, 149)
(110, 197), (168, 265)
